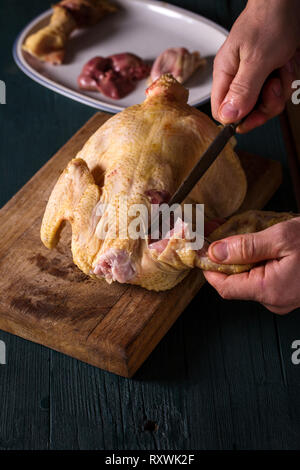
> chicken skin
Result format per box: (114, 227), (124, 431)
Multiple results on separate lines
(150, 47), (206, 84)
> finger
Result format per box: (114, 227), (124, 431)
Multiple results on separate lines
(211, 69), (235, 122)
(205, 263), (297, 311)
(208, 220), (294, 265)
(238, 60), (297, 133)
(211, 43), (238, 120)
(236, 110), (269, 134)
(204, 267), (264, 302)
(203, 270), (227, 285)
(237, 77), (286, 133)
(218, 58), (273, 124)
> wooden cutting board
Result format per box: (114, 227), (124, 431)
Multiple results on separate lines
(0, 112), (282, 377)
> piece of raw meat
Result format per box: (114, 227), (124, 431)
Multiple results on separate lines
(78, 53), (150, 99)
(150, 47), (206, 84)
(22, 0), (117, 64)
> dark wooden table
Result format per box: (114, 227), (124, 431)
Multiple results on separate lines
(0, 0), (300, 450)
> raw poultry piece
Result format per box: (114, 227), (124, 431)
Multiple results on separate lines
(78, 53), (150, 99)
(22, 0), (117, 64)
(150, 47), (206, 84)
(41, 74), (293, 291)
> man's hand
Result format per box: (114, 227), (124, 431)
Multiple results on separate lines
(211, 0), (300, 133)
(204, 218), (300, 314)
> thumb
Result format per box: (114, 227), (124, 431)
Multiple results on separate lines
(218, 59), (271, 123)
(208, 224), (286, 265)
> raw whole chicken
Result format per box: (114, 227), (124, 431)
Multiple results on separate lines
(41, 74), (293, 291)
(23, 0), (117, 64)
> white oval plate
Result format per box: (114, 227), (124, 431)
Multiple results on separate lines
(13, 0), (228, 113)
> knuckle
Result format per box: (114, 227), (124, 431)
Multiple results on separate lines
(273, 221), (295, 252)
(275, 221), (289, 241)
(243, 234), (256, 259)
(228, 80), (252, 97)
(265, 100), (286, 117)
(213, 46), (227, 70)
(213, 53), (222, 69)
(242, 50), (266, 66)
(218, 285), (234, 300)
(218, 286), (232, 300)
(233, 234), (255, 260)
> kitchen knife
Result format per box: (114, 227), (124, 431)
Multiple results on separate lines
(148, 121), (240, 239)
(168, 121), (239, 206)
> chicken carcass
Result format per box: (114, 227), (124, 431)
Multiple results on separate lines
(41, 74), (292, 291)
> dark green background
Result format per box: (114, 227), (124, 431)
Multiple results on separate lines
(0, 0), (299, 450)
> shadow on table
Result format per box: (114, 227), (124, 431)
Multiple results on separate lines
(133, 282), (262, 384)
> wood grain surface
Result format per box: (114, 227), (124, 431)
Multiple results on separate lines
(0, 112), (282, 377)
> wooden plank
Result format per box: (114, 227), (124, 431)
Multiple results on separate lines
(0, 330), (50, 450)
(0, 112), (282, 377)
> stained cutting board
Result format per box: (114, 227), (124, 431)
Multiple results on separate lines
(0, 112), (282, 377)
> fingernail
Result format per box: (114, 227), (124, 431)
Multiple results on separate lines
(211, 242), (228, 261)
(272, 81), (282, 97)
(284, 60), (294, 73)
(220, 102), (239, 121)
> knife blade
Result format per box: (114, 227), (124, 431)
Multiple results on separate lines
(168, 121), (239, 206)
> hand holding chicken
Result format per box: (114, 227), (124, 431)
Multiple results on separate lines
(204, 216), (300, 314)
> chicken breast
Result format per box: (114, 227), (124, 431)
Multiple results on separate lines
(41, 74), (292, 291)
